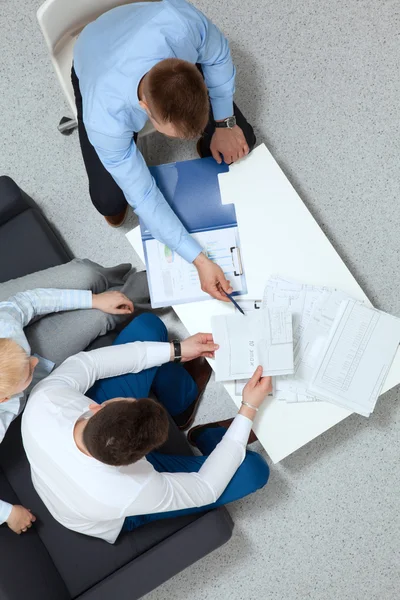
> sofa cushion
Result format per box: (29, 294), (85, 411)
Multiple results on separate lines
(0, 416), (204, 598)
(0, 469), (70, 600)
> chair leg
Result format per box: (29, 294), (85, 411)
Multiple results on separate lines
(58, 116), (78, 136)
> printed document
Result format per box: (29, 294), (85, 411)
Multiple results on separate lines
(231, 299), (275, 397)
(310, 300), (400, 416)
(263, 277), (352, 403)
(212, 307), (294, 382)
(145, 227), (244, 308)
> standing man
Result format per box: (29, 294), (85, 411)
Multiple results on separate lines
(72, 0), (256, 302)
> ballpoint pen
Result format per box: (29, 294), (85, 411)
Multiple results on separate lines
(223, 290), (246, 315)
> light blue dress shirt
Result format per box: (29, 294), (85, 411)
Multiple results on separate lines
(74, 0), (236, 263)
(0, 288), (92, 524)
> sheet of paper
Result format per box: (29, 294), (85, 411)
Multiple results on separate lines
(310, 300), (400, 416)
(234, 299), (262, 393)
(212, 307), (294, 382)
(291, 288), (353, 385)
(263, 277), (353, 403)
(145, 227), (244, 308)
(277, 289), (353, 399)
(263, 276), (349, 403)
(263, 276), (325, 346)
(235, 377), (275, 397)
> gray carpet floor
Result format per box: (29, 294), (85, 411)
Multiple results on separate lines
(1, 1), (399, 599)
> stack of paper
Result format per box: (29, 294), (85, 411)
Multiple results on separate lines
(309, 298), (400, 416)
(263, 276), (400, 416)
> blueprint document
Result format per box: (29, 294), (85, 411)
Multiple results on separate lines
(145, 227), (244, 308)
(263, 277), (352, 403)
(235, 377), (276, 397)
(211, 307), (294, 382)
(310, 299), (400, 416)
(232, 300), (275, 398)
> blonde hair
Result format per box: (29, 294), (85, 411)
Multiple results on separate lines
(0, 338), (29, 397)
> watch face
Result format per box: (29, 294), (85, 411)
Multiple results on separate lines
(226, 116), (236, 128)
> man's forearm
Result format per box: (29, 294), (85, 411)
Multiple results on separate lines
(41, 341), (172, 395)
(134, 186), (202, 263)
(29, 289), (93, 315)
(3, 289), (93, 329)
(198, 18), (236, 121)
(130, 414), (253, 515)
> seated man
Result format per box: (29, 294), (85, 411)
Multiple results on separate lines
(0, 286), (133, 535)
(22, 313), (270, 543)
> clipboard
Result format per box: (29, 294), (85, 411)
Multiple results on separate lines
(139, 157), (248, 308)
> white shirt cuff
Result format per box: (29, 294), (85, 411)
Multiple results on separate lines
(224, 414), (253, 444)
(0, 500), (13, 524)
(144, 342), (171, 369)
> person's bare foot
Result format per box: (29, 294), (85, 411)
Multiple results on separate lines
(104, 206), (128, 228)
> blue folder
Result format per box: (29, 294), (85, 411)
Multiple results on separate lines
(140, 156), (247, 303)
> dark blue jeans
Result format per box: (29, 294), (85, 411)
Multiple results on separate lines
(88, 313), (270, 532)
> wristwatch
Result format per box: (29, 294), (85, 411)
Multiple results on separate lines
(214, 115), (237, 129)
(172, 339), (182, 363)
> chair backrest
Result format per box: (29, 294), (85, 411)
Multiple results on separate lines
(37, 0), (138, 54)
(36, 0), (155, 118)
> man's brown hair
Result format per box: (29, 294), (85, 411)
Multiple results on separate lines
(146, 58), (209, 139)
(83, 398), (169, 466)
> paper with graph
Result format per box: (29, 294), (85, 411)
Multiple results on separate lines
(135, 156), (247, 308)
(145, 227), (244, 307)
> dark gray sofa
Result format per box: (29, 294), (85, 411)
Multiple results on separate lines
(0, 176), (234, 600)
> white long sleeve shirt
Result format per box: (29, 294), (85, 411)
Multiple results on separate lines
(21, 343), (252, 543)
(0, 289), (92, 524)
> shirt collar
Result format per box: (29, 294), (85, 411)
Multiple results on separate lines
(0, 393), (24, 416)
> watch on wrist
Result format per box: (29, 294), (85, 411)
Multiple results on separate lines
(172, 340), (182, 363)
(214, 115), (237, 129)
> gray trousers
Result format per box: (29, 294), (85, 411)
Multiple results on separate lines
(0, 259), (150, 366)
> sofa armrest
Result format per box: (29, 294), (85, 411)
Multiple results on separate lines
(0, 177), (72, 282)
(76, 508), (234, 600)
(0, 176), (37, 225)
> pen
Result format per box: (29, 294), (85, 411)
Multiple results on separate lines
(223, 290), (246, 316)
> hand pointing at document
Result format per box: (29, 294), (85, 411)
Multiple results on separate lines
(194, 253), (233, 302)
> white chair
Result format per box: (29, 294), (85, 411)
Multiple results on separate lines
(37, 0), (155, 137)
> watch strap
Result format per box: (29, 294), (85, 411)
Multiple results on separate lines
(172, 339), (182, 363)
(215, 115), (237, 129)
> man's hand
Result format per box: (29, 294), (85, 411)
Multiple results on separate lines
(242, 367), (272, 410)
(180, 333), (219, 362)
(7, 505), (36, 534)
(194, 253), (233, 302)
(210, 125), (249, 165)
(92, 291), (134, 315)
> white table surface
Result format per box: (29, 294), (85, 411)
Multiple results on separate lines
(126, 143), (400, 463)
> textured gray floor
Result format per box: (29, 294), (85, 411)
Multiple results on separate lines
(1, 1), (399, 599)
